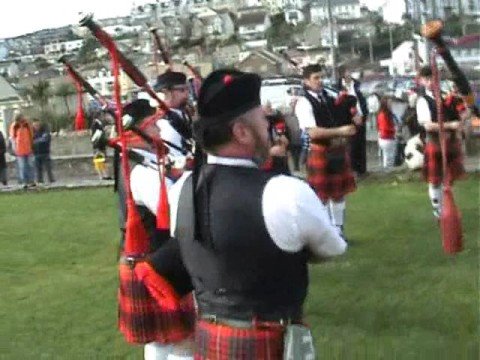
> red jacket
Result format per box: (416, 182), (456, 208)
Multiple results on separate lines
(377, 110), (395, 140)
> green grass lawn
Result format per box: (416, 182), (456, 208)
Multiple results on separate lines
(1, 176), (479, 359)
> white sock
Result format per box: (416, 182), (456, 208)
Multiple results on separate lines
(167, 355), (193, 360)
(428, 184), (443, 213)
(144, 342), (173, 360)
(329, 200), (346, 229)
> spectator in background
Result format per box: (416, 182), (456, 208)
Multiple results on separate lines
(338, 68), (369, 175)
(0, 130), (7, 186)
(376, 97), (397, 169)
(32, 119), (55, 184)
(285, 97), (302, 172)
(9, 114), (35, 188)
(90, 111), (111, 180)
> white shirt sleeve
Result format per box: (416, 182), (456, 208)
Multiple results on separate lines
(156, 119), (185, 158)
(130, 164), (174, 215)
(295, 97), (317, 130)
(416, 97), (432, 126)
(262, 175), (347, 258)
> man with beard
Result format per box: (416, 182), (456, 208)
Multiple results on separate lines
(153, 71), (194, 168)
(295, 64), (357, 241)
(169, 69), (347, 359)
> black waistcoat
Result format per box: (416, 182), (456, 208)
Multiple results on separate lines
(303, 88), (338, 128)
(176, 164), (308, 321)
(423, 94), (458, 142)
(423, 94), (439, 123)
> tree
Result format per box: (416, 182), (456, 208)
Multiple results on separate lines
(55, 82), (76, 116)
(77, 36), (100, 64)
(266, 13), (296, 47)
(34, 57), (50, 70)
(27, 80), (51, 114)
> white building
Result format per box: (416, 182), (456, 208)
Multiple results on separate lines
(311, 0), (362, 23)
(44, 40), (84, 55)
(0, 60), (20, 78)
(237, 8), (272, 42)
(380, 40), (428, 76)
(285, 9), (305, 25)
(0, 76), (24, 137)
(405, 0), (480, 20)
(261, 0), (308, 12)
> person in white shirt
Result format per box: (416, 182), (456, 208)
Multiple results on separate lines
(295, 64), (357, 240)
(416, 66), (466, 219)
(114, 98), (196, 360)
(338, 68), (369, 175)
(134, 69), (347, 359)
(153, 71), (195, 170)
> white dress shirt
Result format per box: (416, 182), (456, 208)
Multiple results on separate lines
(156, 108), (188, 159)
(416, 90), (434, 126)
(132, 154), (347, 259)
(295, 91), (320, 131)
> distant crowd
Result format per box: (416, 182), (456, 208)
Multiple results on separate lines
(0, 114), (55, 189)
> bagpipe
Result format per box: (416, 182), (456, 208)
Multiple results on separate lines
(422, 20), (478, 116)
(148, 25), (172, 70)
(149, 25), (202, 104)
(58, 55), (91, 131)
(58, 57), (180, 161)
(266, 112), (287, 141)
(80, 14), (194, 344)
(421, 19), (469, 255)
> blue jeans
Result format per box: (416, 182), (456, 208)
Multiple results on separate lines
(34, 154), (55, 183)
(17, 155), (34, 184)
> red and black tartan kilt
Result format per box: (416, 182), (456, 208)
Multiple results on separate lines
(423, 138), (466, 186)
(118, 264), (195, 344)
(194, 319), (285, 360)
(307, 144), (356, 202)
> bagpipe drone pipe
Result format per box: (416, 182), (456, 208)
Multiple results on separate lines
(421, 19), (479, 117)
(79, 14), (195, 344)
(148, 25), (202, 104)
(421, 19), (467, 255)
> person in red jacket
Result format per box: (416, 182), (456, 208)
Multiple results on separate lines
(9, 114), (35, 188)
(376, 97), (397, 169)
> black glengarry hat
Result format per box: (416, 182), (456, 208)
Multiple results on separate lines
(122, 99), (156, 129)
(154, 71), (187, 92)
(197, 69), (262, 125)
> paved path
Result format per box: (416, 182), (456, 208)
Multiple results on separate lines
(1, 155), (477, 194)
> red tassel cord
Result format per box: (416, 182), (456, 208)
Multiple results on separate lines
(108, 37), (150, 257)
(156, 146), (170, 231)
(431, 51), (463, 254)
(74, 85), (86, 131)
(66, 67), (87, 131)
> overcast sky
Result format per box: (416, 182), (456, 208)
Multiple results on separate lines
(0, 0), (405, 39)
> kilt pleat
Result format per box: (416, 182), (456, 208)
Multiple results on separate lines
(423, 138), (466, 186)
(307, 144), (356, 202)
(118, 263), (195, 344)
(194, 319), (285, 360)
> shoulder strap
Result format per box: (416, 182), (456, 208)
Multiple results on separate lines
(175, 174), (195, 246)
(165, 111), (193, 141)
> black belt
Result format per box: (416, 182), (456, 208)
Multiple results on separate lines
(200, 313), (294, 328)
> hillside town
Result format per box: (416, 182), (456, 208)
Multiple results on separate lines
(0, 0), (479, 135)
